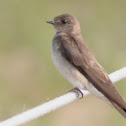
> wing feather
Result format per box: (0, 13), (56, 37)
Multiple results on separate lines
(55, 33), (126, 109)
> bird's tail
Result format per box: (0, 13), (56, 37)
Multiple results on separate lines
(110, 101), (126, 119)
(94, 93), (126, 119)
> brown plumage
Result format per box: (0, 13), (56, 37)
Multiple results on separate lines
(47, 13), (126, 118)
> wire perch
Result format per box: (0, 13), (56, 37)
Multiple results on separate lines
(0, 67), (126, 126)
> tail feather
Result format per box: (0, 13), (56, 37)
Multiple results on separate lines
(110, 101), (126, 119)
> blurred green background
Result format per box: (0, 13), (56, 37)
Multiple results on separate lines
(0, 0), (126, 125)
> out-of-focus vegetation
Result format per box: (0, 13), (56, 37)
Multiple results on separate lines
(0, 0), (126, 125)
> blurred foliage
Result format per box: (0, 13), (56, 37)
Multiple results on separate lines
(0, 0), (126, 125)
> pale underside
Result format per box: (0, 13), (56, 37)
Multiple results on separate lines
(52, 39), (109, 103)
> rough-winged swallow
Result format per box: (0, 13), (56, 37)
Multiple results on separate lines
(46, 14), (126, 118)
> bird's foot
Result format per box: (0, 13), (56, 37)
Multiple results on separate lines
(69, 87), (83, 99)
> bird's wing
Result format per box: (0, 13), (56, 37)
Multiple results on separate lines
(55, 33), (126, 109)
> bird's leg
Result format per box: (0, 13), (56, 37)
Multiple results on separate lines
(69, 87), (83, 99)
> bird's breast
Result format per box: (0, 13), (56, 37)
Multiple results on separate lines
(51, 39), (108, 102)
(51, 39), (89, 90)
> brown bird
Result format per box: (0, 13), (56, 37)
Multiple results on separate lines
(46, 13), (126, 118)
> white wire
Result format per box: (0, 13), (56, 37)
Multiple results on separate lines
(0, 67), (126, 126)
(109, 67), (126, 83)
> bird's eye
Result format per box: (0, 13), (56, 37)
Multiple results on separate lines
(61, 20), (67, 24)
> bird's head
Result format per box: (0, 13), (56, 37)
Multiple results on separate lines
(46, 14), (81, 34)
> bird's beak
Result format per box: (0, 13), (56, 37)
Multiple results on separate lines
(46, 20), (54, 25)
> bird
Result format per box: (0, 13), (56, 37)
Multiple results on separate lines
(46, 13), (126, 118)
